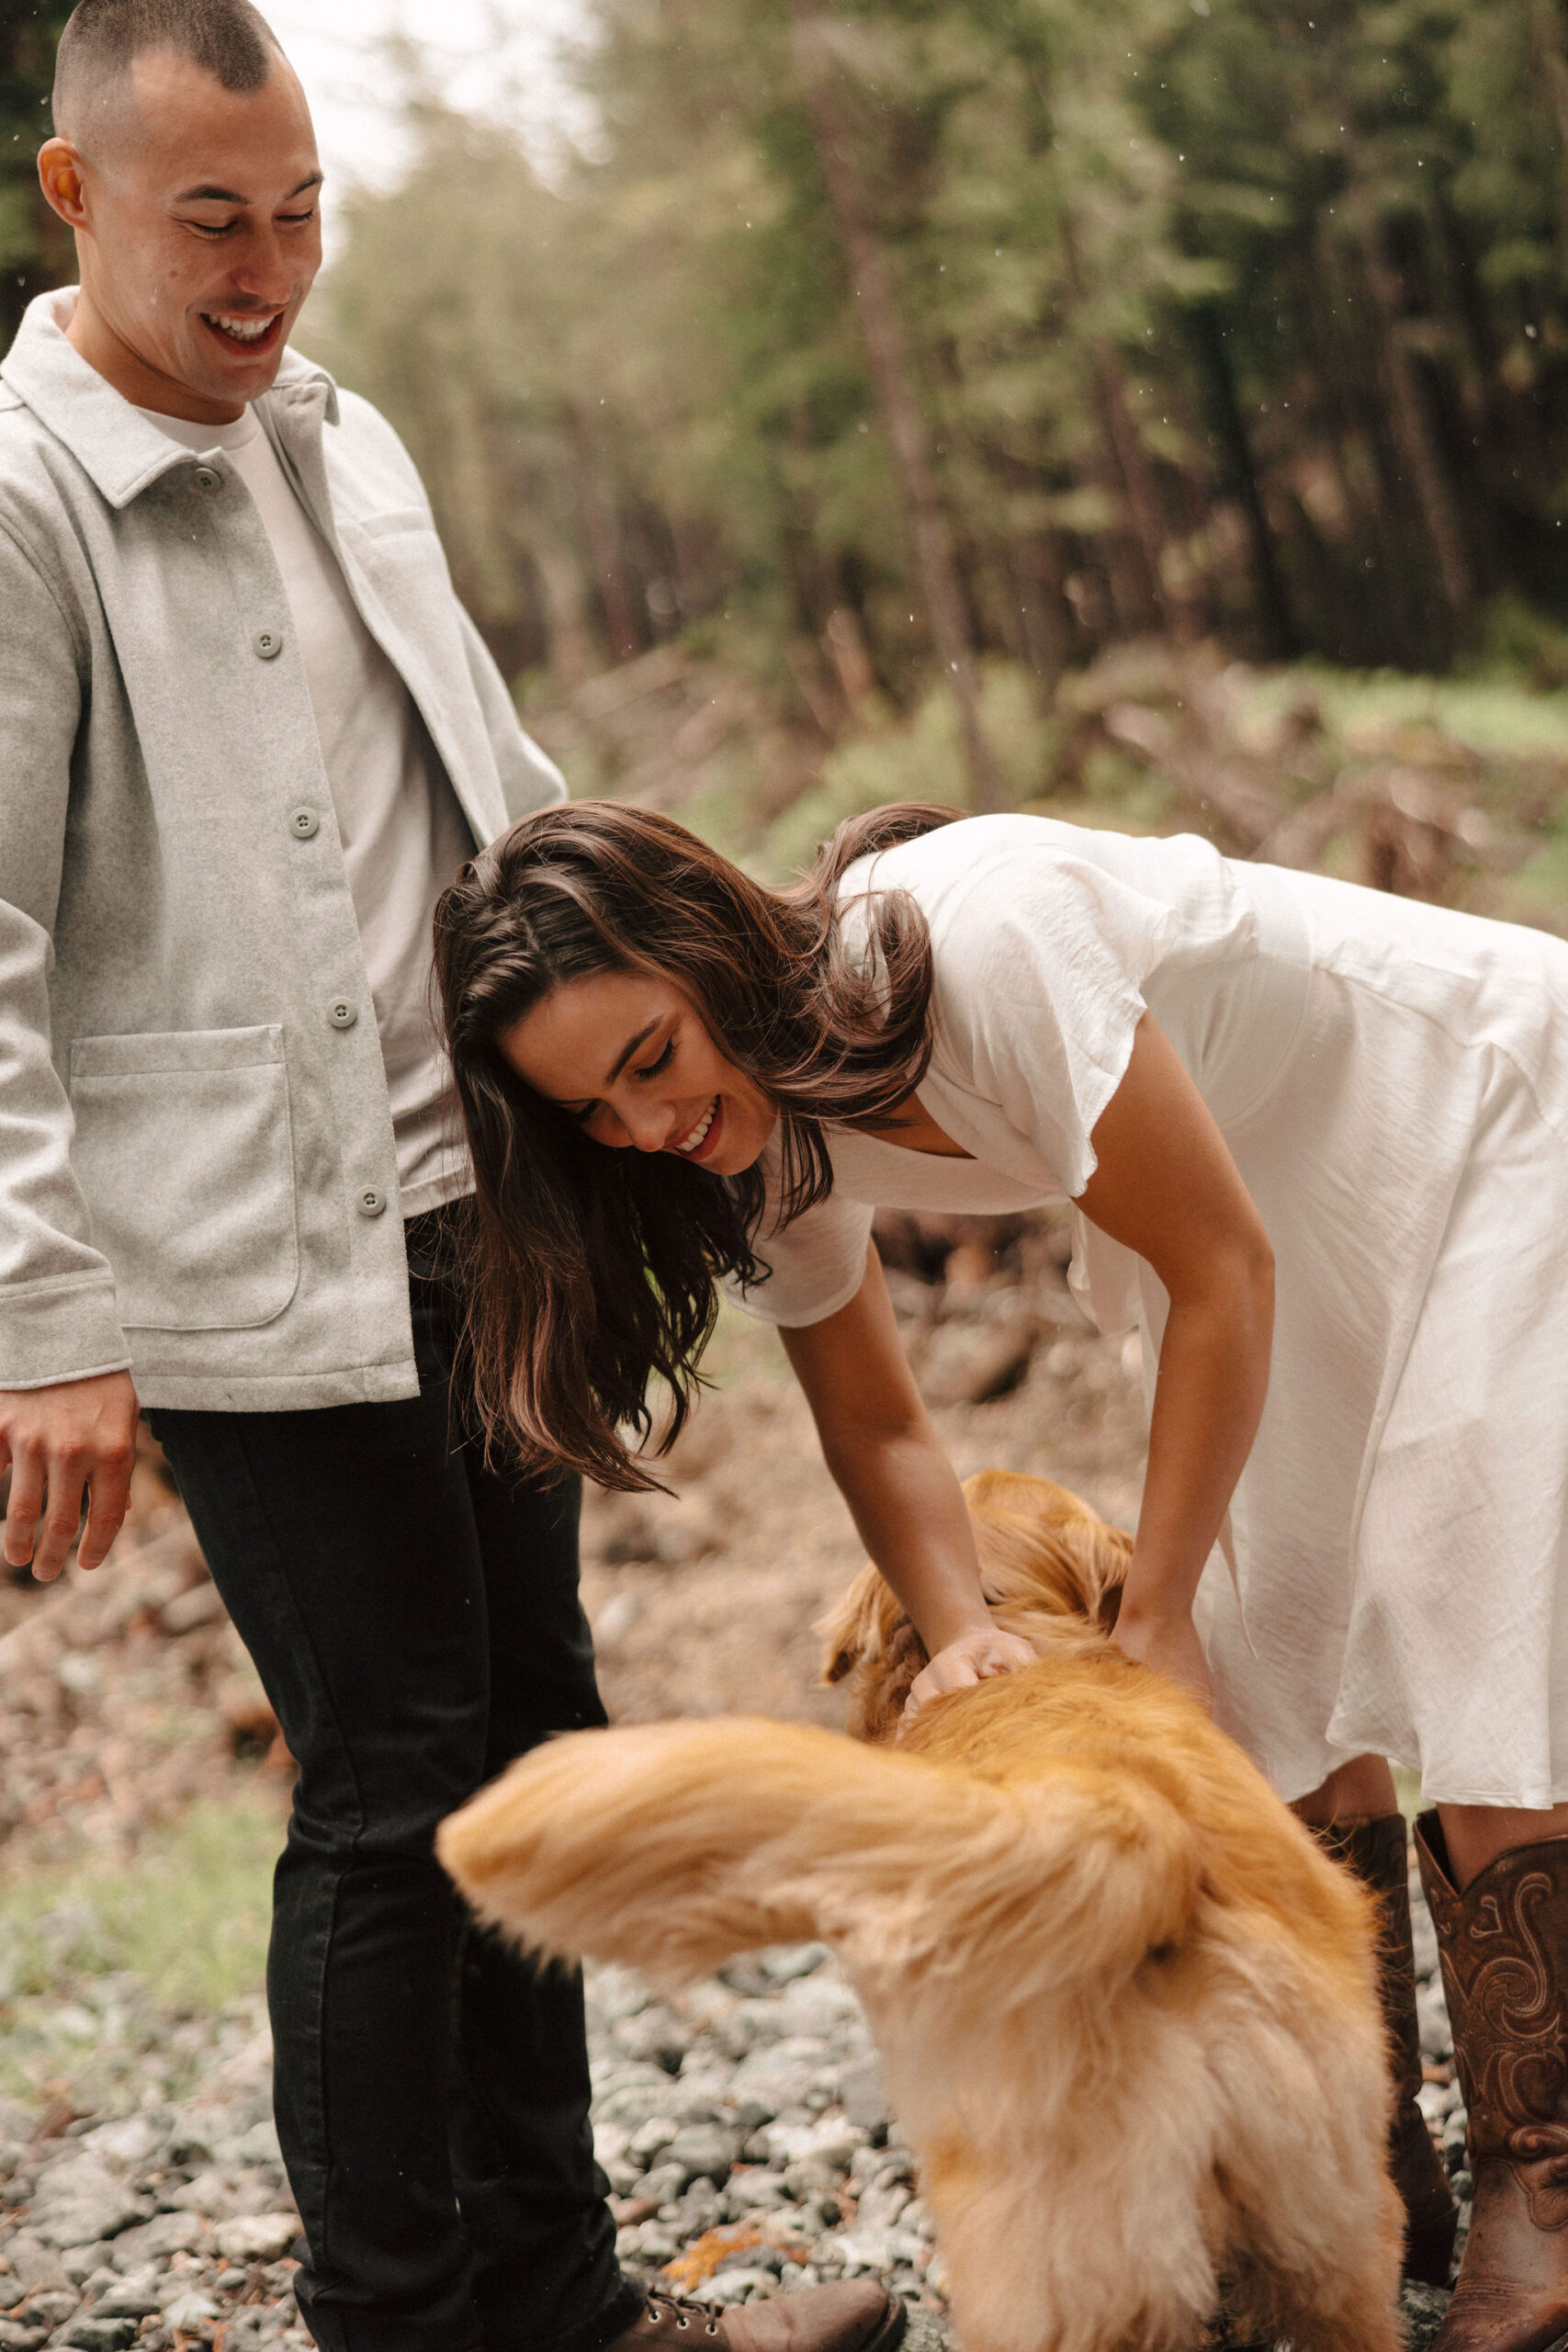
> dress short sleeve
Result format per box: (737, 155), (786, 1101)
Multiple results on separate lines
(722, 1136), (874, 1329)
(914, 836), (1180, 1197)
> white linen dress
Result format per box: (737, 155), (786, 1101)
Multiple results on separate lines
(730, 813), (1568, 1809)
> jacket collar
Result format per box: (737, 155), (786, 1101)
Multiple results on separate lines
(1, 287), (341, 511)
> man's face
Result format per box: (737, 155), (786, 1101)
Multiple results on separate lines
(40, 46), (322, 423)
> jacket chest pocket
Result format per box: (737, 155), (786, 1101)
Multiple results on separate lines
(70, 1026), (299, 1331)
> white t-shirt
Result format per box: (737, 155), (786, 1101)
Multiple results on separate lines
(139, 403), (475, 1216)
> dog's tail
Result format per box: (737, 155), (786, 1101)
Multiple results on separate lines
(437, 1716), (1199, 2005)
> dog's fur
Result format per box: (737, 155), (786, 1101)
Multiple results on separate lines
(438, 1470), (1403, 2352)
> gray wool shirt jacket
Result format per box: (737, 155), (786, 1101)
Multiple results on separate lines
(0, 290), (564, 1410)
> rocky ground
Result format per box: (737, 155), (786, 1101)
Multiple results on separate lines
(1, 1208), (1461, 2348)
(0, 1917), (1462, 2352)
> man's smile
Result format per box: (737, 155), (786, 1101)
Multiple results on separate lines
(201, 309), (284, 350)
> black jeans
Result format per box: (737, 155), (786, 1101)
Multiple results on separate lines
(152, 1208), (639, 2352)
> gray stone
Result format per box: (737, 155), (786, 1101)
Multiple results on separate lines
(783, 2160), (847, 2206)
(728, 2041), (832, 2112)
(29, 2192), (147, 2251)
(75, 2120), (164, 2169)
(765, 2118), (865, 2170)
(761, 1947), (829, 1984)
(89, 2273), (163, 2321)
(1416, 1982), (1452, 2062)
(56, 2319), (139, 2352)
(1400, 2283), (1451, 2352)
(588, 1967), (651, 2028)
(694, 2269), (778, 2305)
(672, 2178), (723, 2233)
(12, 2295), (75, 2333)
(773, 1978), (861, 2038)
(665, 2125), (739, 2187)
(596, 2083), (683, 2133)
(58, 2248), (116, 2287)
(0, 2325), (49, 2352)
(615, 2220), (679, 2264)
(107, 2214), (208, 2267)
(727, 2170), (789, 2212)
(855, 2183), (911, 2232)
(228, 2121), (283, 2169)
(613, 2010), (690, 2075)
(638, 2161), (685, 2207)
(160, 2290), (220, 2334)
(4, 2237), (69, 2292)
(839, 2059), (889, 2134)
(213, 2215), (299, 2266)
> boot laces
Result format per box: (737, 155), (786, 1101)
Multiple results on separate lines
(645, 2291), (721, 2339)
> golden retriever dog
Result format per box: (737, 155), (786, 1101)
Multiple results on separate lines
(438, 1471), (1403, 2352)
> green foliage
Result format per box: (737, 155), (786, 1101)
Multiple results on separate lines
(12, 0), (1568, 696)
(0, 1793), (281, 2103)
(311, 0), (1568, 701)
(1, 5), (73, 352)
(759, 661), (1059, 877)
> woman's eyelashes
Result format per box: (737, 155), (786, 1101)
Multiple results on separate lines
(635, 1035), (676, 1080)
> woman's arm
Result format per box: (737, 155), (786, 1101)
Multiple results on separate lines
(1075, 1013), (1275, 1701)
(781, 1246), (1035, 1717)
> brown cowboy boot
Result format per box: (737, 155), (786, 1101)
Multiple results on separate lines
(1415, 1812), (1568, 2352)
(605, 2283), (906, 2352)
(1314, 1812), (1459, 2285)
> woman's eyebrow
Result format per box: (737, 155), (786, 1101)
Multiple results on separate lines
(604, 1020), (660, 1085)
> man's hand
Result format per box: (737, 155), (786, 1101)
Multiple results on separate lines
(1111, 1606), (1213, 1710)
(903, 1623), (1037, 1731)
(0, 1371), (141, 1582)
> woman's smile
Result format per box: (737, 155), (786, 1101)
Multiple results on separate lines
(672, 1095), (721, 1159)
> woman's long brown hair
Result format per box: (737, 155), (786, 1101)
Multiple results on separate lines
(433, 798), (961, 1490)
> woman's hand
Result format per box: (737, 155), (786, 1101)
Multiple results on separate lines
(1111, 1607), (1212, 1710)
(903, 1623), (1038, 1730)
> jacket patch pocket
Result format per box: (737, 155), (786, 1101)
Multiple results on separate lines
(70, 1026), (299, 1332)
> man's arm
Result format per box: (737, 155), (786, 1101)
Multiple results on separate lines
(0, 520), (138, 1578)
(454, 604), (567, 824)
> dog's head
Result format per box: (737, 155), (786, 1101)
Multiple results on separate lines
(818, 1468), (1133, 1742)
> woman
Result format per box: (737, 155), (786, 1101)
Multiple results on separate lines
(434, 800), (1568, 2352)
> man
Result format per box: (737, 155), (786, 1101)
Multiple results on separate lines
(0, 11), (906, 2352)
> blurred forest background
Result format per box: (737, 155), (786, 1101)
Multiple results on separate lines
(10, 0), (1568, 911)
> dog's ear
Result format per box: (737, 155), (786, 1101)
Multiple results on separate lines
(817, 1562), (895, 1685)
(964, 1471), (1134, 1628)
(873, 1619), (931, 1739)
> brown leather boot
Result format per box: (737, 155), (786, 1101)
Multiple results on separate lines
(1314, 1811), (1459, 2285)
(1415, 1811), (1568, 2352)
(604, 2283), (906, 2352)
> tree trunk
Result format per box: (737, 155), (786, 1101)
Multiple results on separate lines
(1534, 0), (1568, 174)
(1328, 88), (1475, 650)
(1352, 226), (1475, 647)
(1056, 216), (1201, 644)
(1189, 302), (1298, 659)
(789, 7), (1001, 811)
(1010, 536), (1074, 695)
(565, 410), (640, 663)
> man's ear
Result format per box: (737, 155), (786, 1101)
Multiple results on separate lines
(39, 140), (90, 232)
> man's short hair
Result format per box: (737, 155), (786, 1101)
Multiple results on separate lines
(54, 0), (282, 140)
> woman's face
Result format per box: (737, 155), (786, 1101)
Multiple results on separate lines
(500, 970), (779, 1176)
